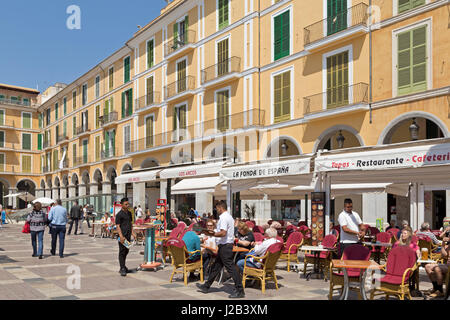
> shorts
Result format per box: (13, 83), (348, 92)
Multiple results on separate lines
(438, 264), (448, 274)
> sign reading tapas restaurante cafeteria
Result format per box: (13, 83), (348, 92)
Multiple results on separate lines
(315, 143), (450, 172)
(221, 158), (310, 180)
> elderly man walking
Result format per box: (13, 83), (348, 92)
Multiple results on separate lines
(48, 199), (68, 258)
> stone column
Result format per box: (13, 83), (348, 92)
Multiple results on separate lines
(68, 185), (77, 199)
(60, 187), (67, 200)
(36, 189), (45, 199)
(52, 188), (60, 201)
(160, 179), (168, 200)
(116, 183), (125, 196)
(133, 182), (146, 208)
(45, 189), (52, 199)
(103, 182), (112, 194)
(8, 188), (18, 208)
(90, 183), (99, 195)
(79, 184), (87, 197)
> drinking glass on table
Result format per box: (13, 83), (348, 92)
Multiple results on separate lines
(421, 248), (429, 260)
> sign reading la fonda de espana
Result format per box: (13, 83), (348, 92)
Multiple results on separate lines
(315, 143), (450, 172)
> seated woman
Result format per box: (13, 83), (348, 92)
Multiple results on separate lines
(100, 213), (111, 238)
(236, 227), (280, 272)
(200, 219), (218, 278)
(235, 222), (255, 261)
(393, 227), (420, 259)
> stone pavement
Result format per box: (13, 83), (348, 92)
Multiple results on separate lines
(0, 223), (437, 300)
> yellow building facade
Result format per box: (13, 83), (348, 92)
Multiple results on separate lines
(2, 0), (449, 227)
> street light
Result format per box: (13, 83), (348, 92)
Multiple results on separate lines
(336, 130), (345, 149)
(409, 118), (420, 141)
(281, 140), (289, 156)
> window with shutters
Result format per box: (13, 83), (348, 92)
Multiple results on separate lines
(327, 0), (347, 36)
(145, 115), (154, 148)
(146, 76), (154, 105)
(0, 109), (4, 125)
(398, 0), (426, 14)
(46, 108), (51, 126)
(73, 116), (77, 136)
(56, 125), (60, 143)
(22, 133), (31, 150)
(173, 16), (189, 50)
(124, 125), (131, 154)
(72, 90), (77, 110)
(95, 136), (101, 161)
(95, 76), (100, 98)
(82, 110), (88, 131)
(0, 131), (4, 148)
(82, 139), (88, 163)
(173, 105), (187, 142)
(23, 98), (30, 106)
(53, 150), (58, 171)
(217, 38), (229, 76)
(124, 56), (131, 84)
(396, 24), (428, 96)
(63, 121), (67, 137)
(147, 39), (154, 69)
(82, 84), (88, 106)
(177, 59), (187, 93)
(55, 103), (59, 120)
(121, 89), (133, 118)
(0, 153), (5, 172)
(22, 112), (31, 129)
(273, 70), (291, 123)
(216, 89), (230, 131)
(72, 143), (77, 165)
(63, 97), (67, 115)
(95, 105), (100, 129)
(22, 155), (32, 173)
(109, 67), (114, 91)
(37, 133), (42, 150)
(273, 10), (290, 61)
(218, 0), (229, 30)
(327, 51), (349, 108)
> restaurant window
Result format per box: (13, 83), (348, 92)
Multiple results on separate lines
(271, 200), (300, 220)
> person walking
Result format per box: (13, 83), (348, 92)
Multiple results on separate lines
(26, 202), (47, 259)
(67, 201), (82, 235)
(196, 200), (245, 299)
(48, 199), (68, 258)
(338, 198), (365, 257)
(116, 198), (136, 276)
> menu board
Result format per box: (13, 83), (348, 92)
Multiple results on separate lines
(311, 192), (325, 246)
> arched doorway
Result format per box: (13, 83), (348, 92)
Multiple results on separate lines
(62, 175), (69, 199)
(314, 125), (364, 152)
(265, 136), (302, 159)
(71, 173), (79, 198)
(93, 169), (103, 194)
(107, 167), (118, 194)
(16, 179), (36, 209)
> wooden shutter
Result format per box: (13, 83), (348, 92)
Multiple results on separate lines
(53, 150), (58, 171)
(173, 23), (179, 49)
(73, 117), (76, 136)
(109, 68), (114, 90)
(217, 90), (230, 131)
(146, 76), (154, 104)
(274, 71), (291, 123)
(83, 140), (88, 163)
(72, 144), (77, 164)
(177, 60), (187, 92)
(38, 133), (42, 150)
(63, 121), (67, 137)
(398, 25), (427, 95)
(327, 51), (349, 108)
(399, 0), (425, 13)
(180, 105), (186, 129)
(121, 92), (126, 118)
(274, 10), (290, 61)
(23, 113), (31, 129)
(0, 110), (4, 125)
(22, 155), (31, 173)
(128, 89), (133, 116)
(22, 133), (31, 150)
(219, 0), (229, 30)
(146, 116), (153, 147)
(147, 40), (154, 69)
(124, 57), (130, 83)
(0, 153), (5, 171)
(95, 136), (100, 161)
(327, 0), (347, 35)
(0, 131), (4, 148)
(73, 91), (77, 110)
(63, 97), (67, 115)
(55, 103), (59, 120)
(95, 105), (100, 128)
(217, 38), (229, 76)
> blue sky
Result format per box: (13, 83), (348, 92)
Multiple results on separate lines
(0, 0), (167, 92)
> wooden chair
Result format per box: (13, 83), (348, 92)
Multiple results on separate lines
(242, 242), (283, 293)
(386, 228), (400, 243)
(279, 232), (304, 272)
(303, 234), (337, 280)
(110, 217), (119, 239)
(370, 246), (418, 300)
(417, 236), (440, 261)
(167, 238), (203, 286)
(328, 244), (371, 300)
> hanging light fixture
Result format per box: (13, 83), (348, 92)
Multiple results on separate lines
(281, 140), (289, 156)
(409, 118), (420, 141)
(336, 130), (345, 149)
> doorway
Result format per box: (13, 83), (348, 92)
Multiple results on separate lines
(433, 191), (446, 229)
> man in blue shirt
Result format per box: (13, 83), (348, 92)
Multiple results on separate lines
(48, 199), (68, 258)
(182, 224), (202, 281)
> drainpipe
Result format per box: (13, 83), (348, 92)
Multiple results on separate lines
(258, 0), (261, 130)
(369, 0), (373, 124)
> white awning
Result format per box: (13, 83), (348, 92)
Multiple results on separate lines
(290, 183), (411, 197)
(171, 177), (224, 195)
(115, 169), (160, 185)
(159, 162), (224, 180)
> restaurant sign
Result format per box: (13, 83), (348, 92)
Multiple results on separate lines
(315, 143), (450, 172)
(221, 159), (310, 180)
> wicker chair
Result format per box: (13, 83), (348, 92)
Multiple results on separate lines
(370, 246), (418, 300)
(167, 238), (203, 286)
(279, 232), (304, 272)
(242, 242), (283, 293)
(370, 232), (392, 262)
(417, 235), (440, 261)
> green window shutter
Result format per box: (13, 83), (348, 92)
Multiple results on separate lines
(0, 153), (4, 172)
(180, 105), (186, 129)
(38, 133), (42, 150)
(121, 92), (126, 118)
(398, 25), (427, 95)
(173, 23), (179, 48)
(63, 98), (67, 115)
(274, 11), (290, 61)
(273, 71), (291, 123)
(124, 57), (130, 83)
(173, 108), (177, 131)
(73, 117), (77, 136)
(217, 39), (229, 76)
(147, 40), (154, 69)
(0, 131), (4, 148)
(22, 113), (31, 129)
(95, 105), (100, 128)
(110, 96), (114, 111)
(63, 121), (67, 137)
(22, 133), (31, 150)
(326, 51), (349, 108)
(109, 68), (114, 90)
(0, 110), (4, 125)
(72, 144), (77, 164)
(146, 117), (153, 147)
(83, 140), (88, 163)
(128, 89), (133, 116)
(38, 113), (42, 128)
(146, 77), (154, 104)
(217, 90), (230, 131)
(55, 103), (58, 120)
(95, 136), (100, 161)
(399, 0), (425, 13)
(219, 0), (229, 30)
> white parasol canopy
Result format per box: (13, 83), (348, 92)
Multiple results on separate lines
(32, 197), (55, 207)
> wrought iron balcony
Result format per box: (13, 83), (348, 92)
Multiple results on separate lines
(201, 57), (241, 85)
(0, 164), (18, 173)
(0, 97), (36, 107)
(74, 156), (90, 166)
(164, 30), (196, 58)
(304, 3), (368, 48)
(56, 135), (69, 144)
(126, 109), (266, 154)
(101, 148), (116, 160)
(135, 92), (162, 111)
(303, 82), (369, 116)
(76, 124), (90, 136)
(100, 111), (118, 126)
(164, 76), (195, 100)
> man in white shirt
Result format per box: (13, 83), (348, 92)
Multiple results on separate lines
(197, 201), (245, 299)
(338, 198), (364, 257)
(136, 205), (143, 219)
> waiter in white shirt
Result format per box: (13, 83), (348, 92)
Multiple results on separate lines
(197, 200), (245, 299)
(338, 198), (365, 257)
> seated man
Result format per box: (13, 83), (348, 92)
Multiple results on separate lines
(182, 223), (203, 281)
(424, 245), (449, 298)
(385, 219), (399, 232)
(236, 227), (280, 272)
(416, 222), (442, 247)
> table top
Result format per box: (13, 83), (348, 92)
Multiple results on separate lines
(155, 236), (169, 241)
(332, 259), (382, 270)
(361, 242), (392, 247)
(93, 222), (108, 225)
(233, 246), (250, 253)
(300, 245), (337, 252)
(417, 259), (436, 264)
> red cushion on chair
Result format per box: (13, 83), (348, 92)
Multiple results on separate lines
(383, 246), (417, 283)
(253, 232), (265, 242)
(377, 232), (392, 243)
(379, 274), (406, 285)
(282, 232), (303, 254)
(321, 234), (337, 248)
(253, 226), (264, 234)
(267, 242), (283, 254)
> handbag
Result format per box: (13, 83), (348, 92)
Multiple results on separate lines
(22, 221), (31, 234)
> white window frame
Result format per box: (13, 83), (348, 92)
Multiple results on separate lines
(393, 0), (430, 16)
(270, 5), (293, 62)
(146, 37), (155, 70)
(322, 44), (354, 109)
(270, 66), (294, 124)
(22, 133), (32, 150)
(214, 86), (232, 131)
(392, 18), (432, 97)
(216, 0), (231, 31)
(21, 111), (32, 129)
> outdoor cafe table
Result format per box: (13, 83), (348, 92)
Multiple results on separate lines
(136, 224), (161, 271)
(331, 259), (382, 300)
(415, 259), (437, 291)
(92, 222), (108, 238)
(361, 242), (392, 264)
(300, 245), (337, 281)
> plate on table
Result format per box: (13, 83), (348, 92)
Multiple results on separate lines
(318, 211), (323, 216)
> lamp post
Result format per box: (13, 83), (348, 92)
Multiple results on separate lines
(336, 130), (345, 149)
(281, 140), (288, 156)
(409, 118), (420, 141)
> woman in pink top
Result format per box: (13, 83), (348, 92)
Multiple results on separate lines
(393, 227), (420, 259)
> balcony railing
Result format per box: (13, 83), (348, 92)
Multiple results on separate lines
(43, 140), (51, 149)
(164, 76), (195, 100)
(303, 82), (369, 116)
(74, 155), (90, 166)
(76, 124), (90, 135)
(101, 149), (116, 160)
(164, 30), (196, 57)
(0, 119), (17, 128)
(0, 97), (36, 107)
(135, 92), (162, 111)
(304, 3), (368, 46)
(126, 109), (266, 154)
(0, 164), (19, 173)
(201, 57), (241, 85)
(100, 111), (118, 126)
(56, 135), (69, 144)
